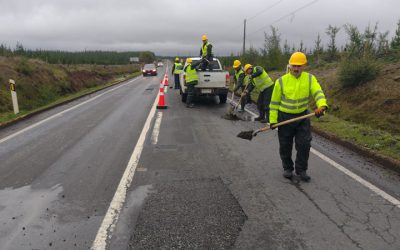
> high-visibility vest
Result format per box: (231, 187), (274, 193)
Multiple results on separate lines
(235, 68), (244, 82)
(269, 72), (328, 123)
(185, 64), (198, 84)
(173, 62), (183, 74)
(251, 66), (274, 92)
(201, 42), (211, 57)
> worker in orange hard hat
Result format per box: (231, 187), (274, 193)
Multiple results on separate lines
(269, 52), (328, 182)
(199, 35), (213, 71)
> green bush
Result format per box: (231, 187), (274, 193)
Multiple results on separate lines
(338, 57), (380, 88)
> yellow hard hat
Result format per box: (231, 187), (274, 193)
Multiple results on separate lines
(244, 64), (253, 72)
(175, 57), (179, 62)
(289, 52), (307, 65)
(233, 60), (241, 69)
(201, 35), (208, 41)
(186, 58), (192, 63)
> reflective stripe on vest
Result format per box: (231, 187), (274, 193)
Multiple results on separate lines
(252, 67), (274, 92)
(185, 65), (198, 83)
(202, 42), (210, 57)
(277, 73), (312, 112)
(174, 63), (183, 74)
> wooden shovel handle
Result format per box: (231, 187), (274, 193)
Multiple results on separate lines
(258, 112), (316, 133)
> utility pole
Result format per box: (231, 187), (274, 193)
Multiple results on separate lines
(242, 19), (246, 56)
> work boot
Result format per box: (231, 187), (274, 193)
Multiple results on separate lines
(186, 103), (195, 108)
(260, 119), (269, 123)
(297, 171), (311, 182)
(237, 108), (244, 113)
(254, 116), (263, 121)
(283, 170), (293, 179)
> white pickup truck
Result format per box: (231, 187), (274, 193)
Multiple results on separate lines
(179, 57), (230, 103)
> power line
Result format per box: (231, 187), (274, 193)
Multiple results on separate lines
(247, 0), (285, 22)
(225, 0), (285, 35)
(247, 0), (320, 37)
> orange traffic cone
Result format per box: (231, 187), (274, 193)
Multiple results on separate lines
(157, 83), (167, 109)
(164, 75), (169, 87)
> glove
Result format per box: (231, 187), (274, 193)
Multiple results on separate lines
(270, 123), (277, 130)
(314, 107), (326, 118)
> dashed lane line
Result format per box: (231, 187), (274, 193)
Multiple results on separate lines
(151, 112), (163, 145)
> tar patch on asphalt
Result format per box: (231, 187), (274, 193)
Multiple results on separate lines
(128, 177), (246, 249)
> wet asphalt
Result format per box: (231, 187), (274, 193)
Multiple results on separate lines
(0, 63), (400, 249)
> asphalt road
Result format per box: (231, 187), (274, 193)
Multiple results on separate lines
(1, 63), (400, 250)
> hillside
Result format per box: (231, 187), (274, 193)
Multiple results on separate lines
(0, 56), (140, 115)
(312, 63), (400, 135)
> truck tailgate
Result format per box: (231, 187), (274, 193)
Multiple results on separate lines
(197, 72), (227, 88)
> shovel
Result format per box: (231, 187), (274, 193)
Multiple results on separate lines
(237, 112), (316, 140)
(223, 90), (248, 121)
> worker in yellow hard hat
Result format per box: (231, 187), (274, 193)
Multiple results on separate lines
(232, 60), (248, 112)
(171, 57), (183, 89)
(269, 52), (328, 182)
(183, 58), (202, 108)
(199, 35), (213, 71)
(243, 63), (274, 123)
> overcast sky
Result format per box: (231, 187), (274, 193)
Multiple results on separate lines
(0, 0), (399, 56)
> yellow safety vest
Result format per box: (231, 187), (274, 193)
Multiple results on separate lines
(173, 62), (183, 74)
(235, 69), (244, 82)
(185, 64), (198, 84)
(269, 72), (328, 123)
(251, 67), (274, 92)
(201, 42), (211, 57)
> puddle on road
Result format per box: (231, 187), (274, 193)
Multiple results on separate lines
(0, 184), (63, 249)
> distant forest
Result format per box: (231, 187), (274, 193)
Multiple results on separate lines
(0, 43), (156, 65)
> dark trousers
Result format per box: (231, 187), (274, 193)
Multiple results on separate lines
(200, 56), (213, 71)
(257, 85), (274, 121)
(277, 111), (312, 174)
(186, 82), (197, 105)
(174, 74), (180, 89)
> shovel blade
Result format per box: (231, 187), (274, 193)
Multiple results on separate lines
(237, 130), (254, 140)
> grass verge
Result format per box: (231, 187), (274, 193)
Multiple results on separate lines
(0, 72), (140, 125)
(312, 114), (400, 162)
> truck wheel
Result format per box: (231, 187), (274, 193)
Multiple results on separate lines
(219, 94), (227, 104)
(181, 93), (187, 102)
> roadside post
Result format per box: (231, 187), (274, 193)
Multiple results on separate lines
(9, 79), (19, 114)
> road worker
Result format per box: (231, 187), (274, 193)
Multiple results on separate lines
(199, 35), (213, 71)
(171, 57), (183, 89)
(232, 60), (248, 112)
(184, 58), (201, 108)
(244, 64), (274, 123)
(269, 52), (328, 181)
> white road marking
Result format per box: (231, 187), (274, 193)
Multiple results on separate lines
(91, 91), (159, 250)
(228, 97), (400, 208)
(151, 112), (163, 145)
(311, 148), (400, 208)
(0, 78), (139, 145)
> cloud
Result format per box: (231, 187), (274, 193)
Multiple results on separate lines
(0, 0), (399, 56)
